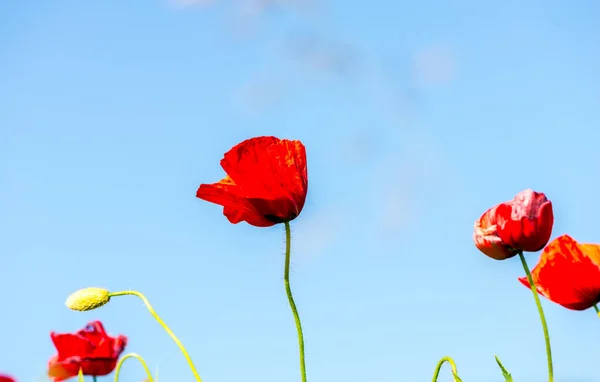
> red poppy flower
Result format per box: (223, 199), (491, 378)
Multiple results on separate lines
(196, 136), (308, 227)
(473, 189), (554, 260)
(47, 321), (127, 381)
(518, 234), (600, 310)
(0, 374), (16, 382)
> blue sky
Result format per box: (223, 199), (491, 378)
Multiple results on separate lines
(1, 0), (600, 381)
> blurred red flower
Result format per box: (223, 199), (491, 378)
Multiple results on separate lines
(0, 374), (16, 382)
(47, 321), (127, 381)
(519, 234), (600, 310)
(197, 136), (308, 227)
(473, 189), (554, 260)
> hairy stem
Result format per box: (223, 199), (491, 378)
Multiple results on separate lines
(284, 221), (307, 382)
(519, 251), (553, 382)
(108, 290), (203, 382)
(114, 353), (154, 382)
(431, 356), (460, 382)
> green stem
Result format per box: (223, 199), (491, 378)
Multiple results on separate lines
(519, 251), (553, 382)
(594, 304), (599, 317)
(431, 356), (460, 382)
(284, 221), (307, 382)
(114, 353), (154, 382)
(93, 377), (97, 382)
(108, 290), (203, 382)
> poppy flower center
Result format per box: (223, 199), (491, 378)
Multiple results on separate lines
(264, 213), (297, 223)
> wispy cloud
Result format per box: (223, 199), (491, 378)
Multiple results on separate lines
(232, 75), (284, 116)
(343, 128), (383, 164)
(285, 32), (360, 76)
(228, 0), (318, 37)
(413, 44), (456, 87)
(292, 206), (347, 262)
(369, 130), (452, 241)
(168, 0), (216, 8)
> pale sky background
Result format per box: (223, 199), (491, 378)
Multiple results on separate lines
(2, 1), (600, 382)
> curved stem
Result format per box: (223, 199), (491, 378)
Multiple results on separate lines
(594, 304), (599, 317)
(114, 353), (154, 382)
(431, 356), (460, 382)
(108, 290), (203, 382)
(519, 251), (553, 382)
(284, 221), (307, 382)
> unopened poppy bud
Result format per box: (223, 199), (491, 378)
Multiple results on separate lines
(66, 287), (111, 311)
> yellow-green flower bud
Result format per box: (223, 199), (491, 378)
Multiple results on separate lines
(66, 287), (111, 311)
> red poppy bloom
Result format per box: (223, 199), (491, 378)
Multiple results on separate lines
(473, 189), (554, 260)
(196, 136), (308, 227)
(47, 321), (127, 381)
(518, 234), (600, 310)
(0, 374), (16, 382)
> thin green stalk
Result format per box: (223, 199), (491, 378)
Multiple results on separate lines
(594, 304), (599, 317)
(284, 221), (307, 382)
(93, 377), (97, 382)
(431, 356), (460, 382)
(108, 290), (203, 382)
(519, 251), (553, 382)
(114, 353), (154, 382)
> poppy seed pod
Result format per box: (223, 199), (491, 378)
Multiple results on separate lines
(474, 189), (554, 260)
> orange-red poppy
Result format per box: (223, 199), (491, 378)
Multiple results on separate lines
(197, 136), (308, 227)
(518, 234), (600, 310)
(47, 321), (127, 381)
(473, 189), (554, 260)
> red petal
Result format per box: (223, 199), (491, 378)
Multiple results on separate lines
(0, 375), (16, 382)
(496, 190), (554, 252)
(77, 321), (107, 337)
(48, 356), (76, 382)
(49, 356), (121, 381)
(50, 333), (94, 360)
(519, 235), (600, 310)
(473, 205), (515, 260)
(219, 137), (307, 220)
(79, 358), (118, 376)
(196, 176), (276, 227)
